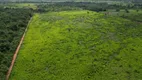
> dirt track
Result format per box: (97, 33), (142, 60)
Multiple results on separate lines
(6, 17), (32, 80)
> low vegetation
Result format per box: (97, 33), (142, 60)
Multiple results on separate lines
(10, 10), (142, 80)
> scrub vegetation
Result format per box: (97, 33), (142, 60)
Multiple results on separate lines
(10, 10), (142, 80)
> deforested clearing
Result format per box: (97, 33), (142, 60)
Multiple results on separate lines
(10, 10), (142, 80)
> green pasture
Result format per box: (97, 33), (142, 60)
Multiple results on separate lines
(10, 10), (142, 80)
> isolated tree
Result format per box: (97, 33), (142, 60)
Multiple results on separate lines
(125, 9), (129, 13)
(116, 8), (120, 12)
(136, 9), (139, 12)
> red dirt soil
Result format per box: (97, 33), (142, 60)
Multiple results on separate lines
(6, 17), (32, 80)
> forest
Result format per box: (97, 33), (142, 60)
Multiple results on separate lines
(36, 2), (142, 12)
(0, 0), (142, 3)
(0, 8), (32, 79)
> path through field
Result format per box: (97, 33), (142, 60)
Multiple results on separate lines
(6, 17), (32, 80)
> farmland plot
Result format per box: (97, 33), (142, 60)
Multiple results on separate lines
(10, 11), (142, 80)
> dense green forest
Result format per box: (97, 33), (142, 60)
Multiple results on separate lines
(0, 0), (142, 3)
(0, 8), (32, 80)
(36, 2), (142, 12)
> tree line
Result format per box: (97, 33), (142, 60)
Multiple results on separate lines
(0, 7), (32, 80)
(0, 0), (142, 3)
(36, 2), (142, 12)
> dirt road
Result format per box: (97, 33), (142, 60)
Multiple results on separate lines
(6, 17), (32, 80)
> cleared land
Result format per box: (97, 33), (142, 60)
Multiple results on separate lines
(10, 10), (142, 80)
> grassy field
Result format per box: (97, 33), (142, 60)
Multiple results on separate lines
(10, 10), (142, 80)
